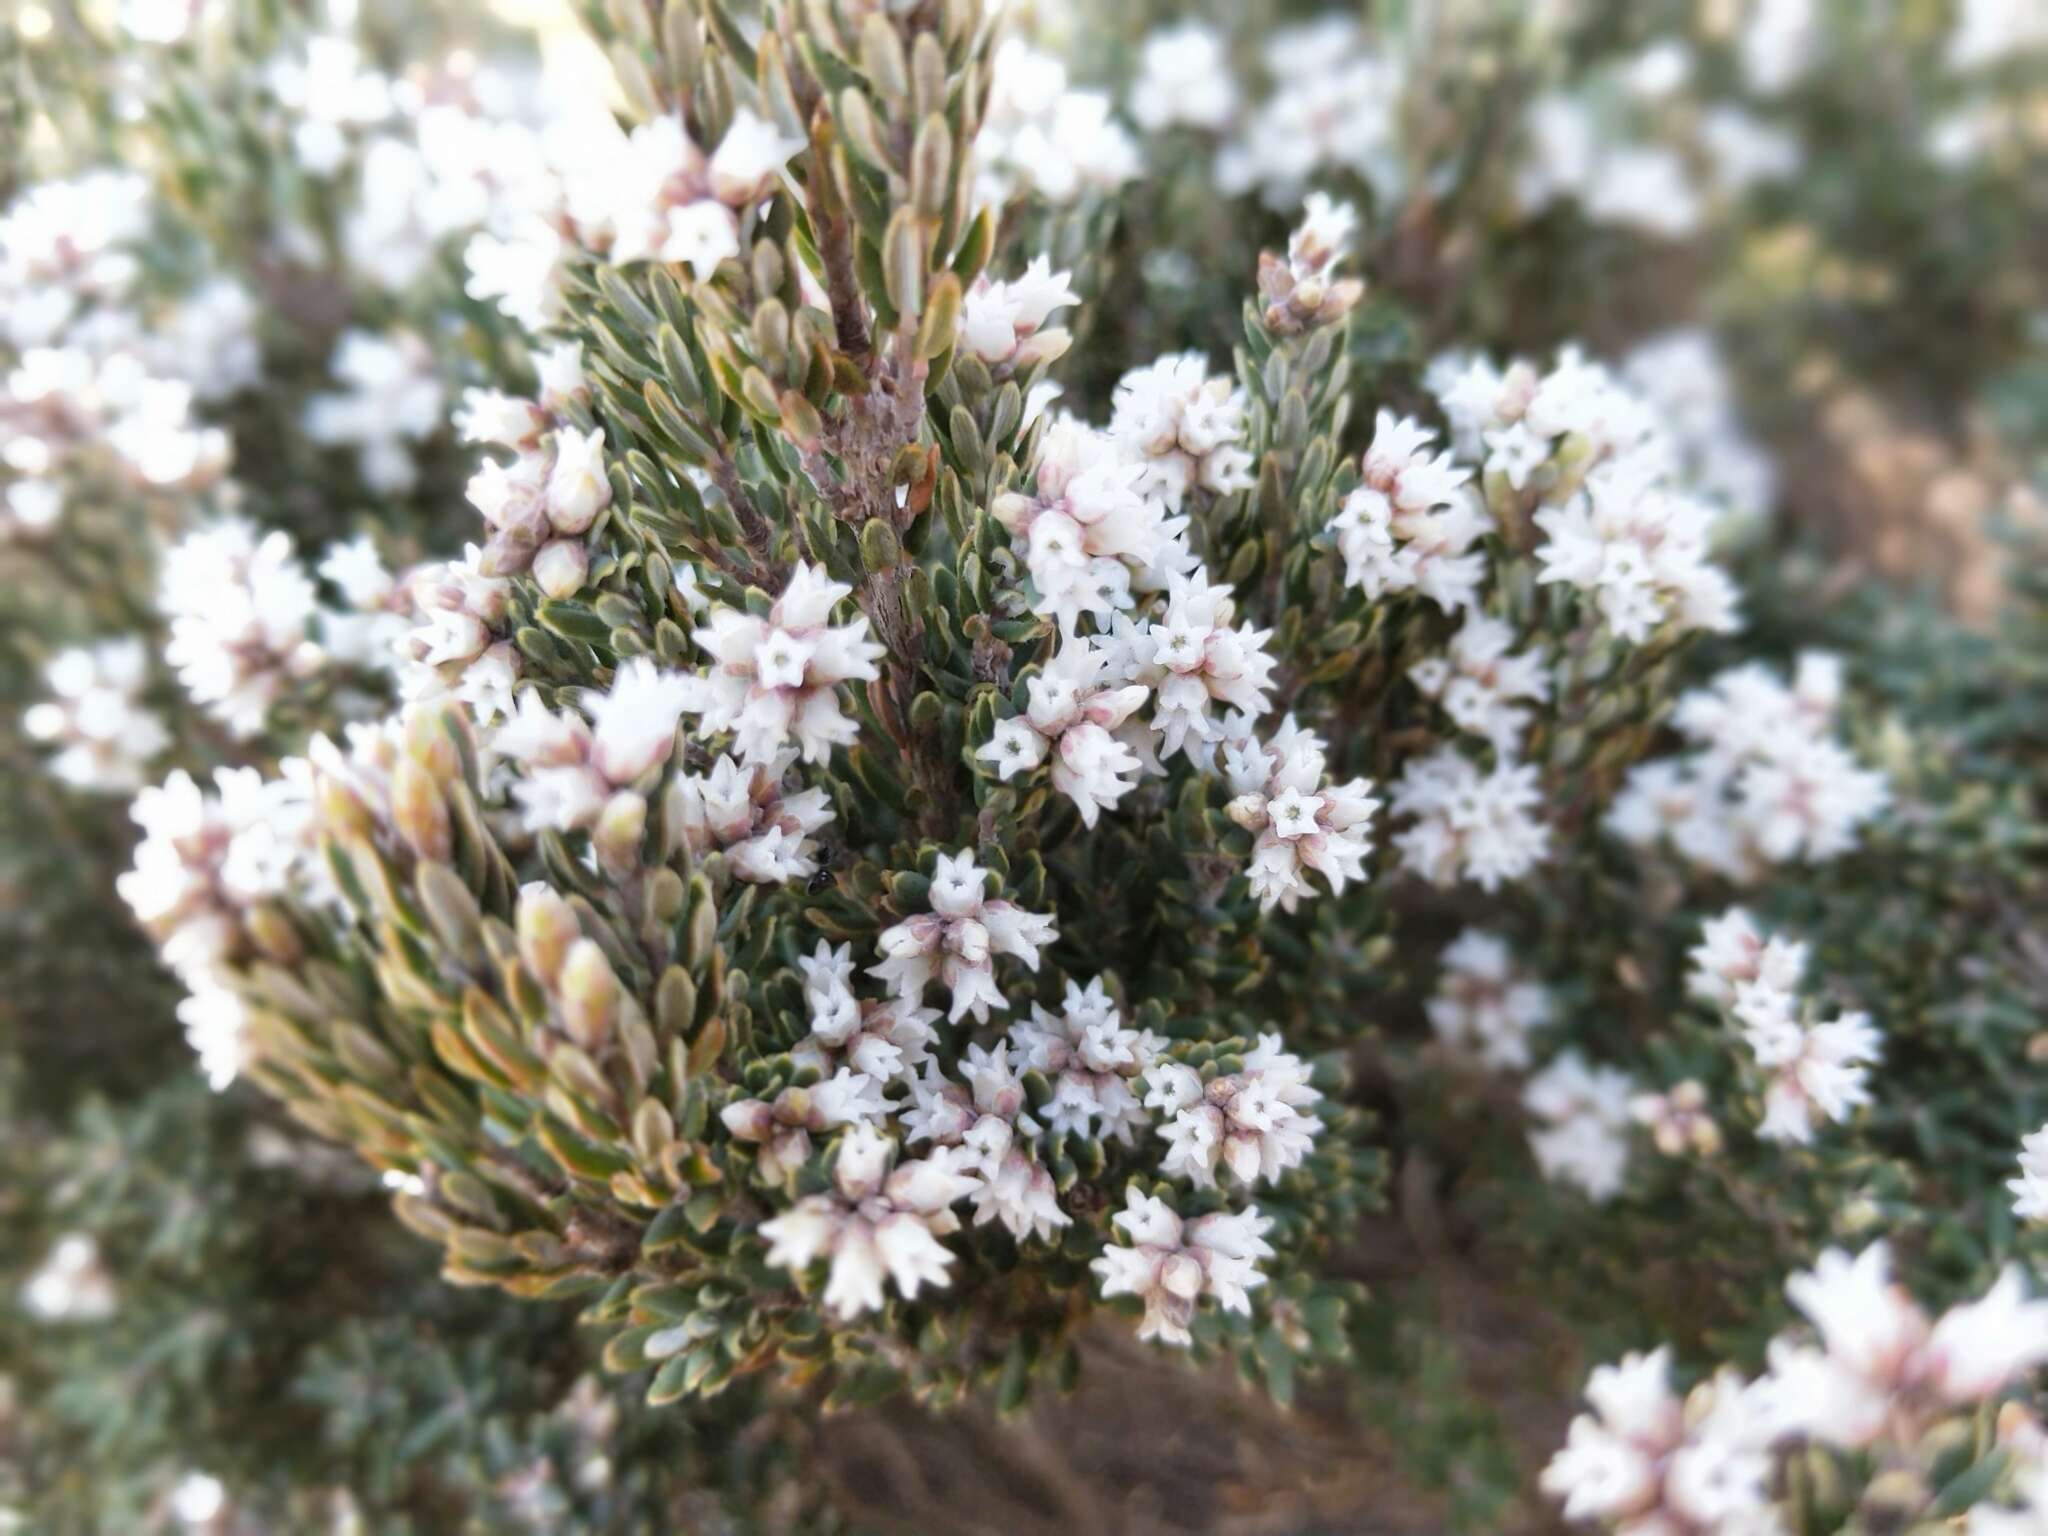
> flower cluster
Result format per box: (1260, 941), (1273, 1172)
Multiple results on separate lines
(1328, 411), (1486, 612)
(1608, 655), (1889, 879)
(976, 637), (1151, 827)
(1389, 749), (1549, 892)
(1523, 1050), (1637, 1202)
(975, 36), (1139, 208)
(1145, 1036), (1323, 1189)
(871, 851), (1058, 1024)
(1217, 714), (1378, 913)
(22, 638), (168, 792)
(1430, 348), (1743, 642)
(1426, 929), (1553, 1072)
(1546, 1245), (2048, 1532)
(991, 416), (1185, 633)
(687, 563), (884, 766)
(458, 340), (611, 586)
(1216, 18), (1404, 204)
(495, 660), (695, 854)
(157, 519), (328, 738)
(1091, 1188), (1273, 1347)
(759, 1122), (982, 1322)
(1408, 614), (1551, 757)
(1688, 909), (1881, 1146)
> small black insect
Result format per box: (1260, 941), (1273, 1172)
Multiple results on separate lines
(805, 867), (837, 895)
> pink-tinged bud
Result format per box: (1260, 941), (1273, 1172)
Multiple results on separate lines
(545, 426), (611, 534)
(476, 522), (543, 578)
(1225, 793), (1269, 832)
(719, 1098), (777, 1142)
(516, 885), (580, 986)
(990, 491), (1033, 530)
(391, 757), (452, 862)
(1160, 1251), (1205, 1301)
(532, 538), (589, 598)
(1013, 326), (1071, 369)
(558, 938), (620, 1051)
(467, 453), (548, 530)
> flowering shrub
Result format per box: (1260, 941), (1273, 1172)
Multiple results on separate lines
(5, 0), (2048, 1530)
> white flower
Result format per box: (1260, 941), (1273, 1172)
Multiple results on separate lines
(1610, 658), (1889, 879)
(1217, 714), (1377, 912)
(586, 658), (695, 783)
(870, 850), (1057, 1024)
(302, 330), (443, 494)
(1925, 1267), (2048, 1403)
(2012, 1125), (2048, 1222)
(758, 1123), (980, 1321)
(1147, 1034), (1321, 1189)
(24, 637), (168, 792)
(1007, 976), (1161, 1144)
(115, 766), (307, 982)
(464, 217), (566, 332)
(1542, 1352), (1777, 1531)
(957, 256), (1079, 369)
(689, 562), (884, 765)
(1426, 930), (1551, 1071)
(1130, 24), (1238, 133)
(975, 638), (1150, 826)
(722, 1070), (891, 1187)
(992, 417), (1185, 633)
(535, 341), (588, 407)
(1330, 412), (1488, 611)
(660, 200), (740, 278)
(901, 1042), (1067, 1244)
(1109, 353), (1255, 510)
(976, 38), (1139, 207)
(1115, 569), (1277, 761)
(495, 661), (693, 833)
(1091, 1187), (1272, 1347)
(666, 749), (833, 884)
(1533, 450), (1739, 644)
(159, 520), (323, 740)
(595, 114), (707, 265)
(1750, 1010), (1880, 1145)
(1524, 1051), (1635, 1202)
(23, 1234), (117, 1321)
(1409, 614), (1550, 756)
(1761, 1244), (2048, 1447)
(178, 982), (251, 1090)
(1389, 749), (1550, 891)
(1686, 907), (1808, 1007)
(399, 546), (517, 718)
(1216, 20), (1405, 205)
(707, 110), (803, 206)
(1949, 0), (2048, 69)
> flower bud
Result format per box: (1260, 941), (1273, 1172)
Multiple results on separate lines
(545, 426), (612, 534)
(532, 538), (589, 598)
(558, 938), (620, 1051)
